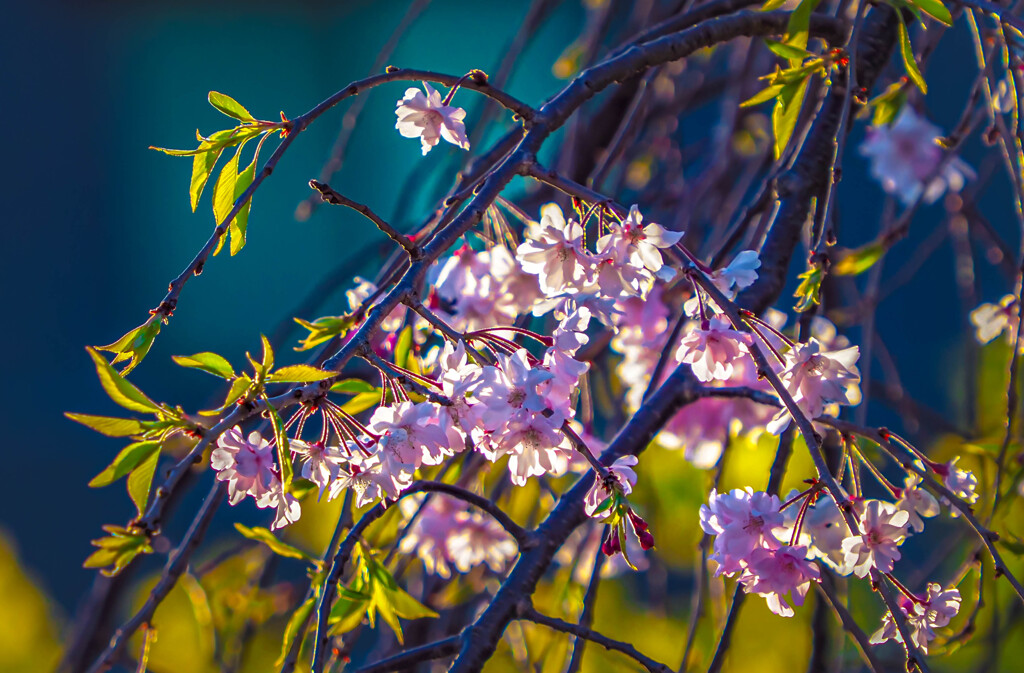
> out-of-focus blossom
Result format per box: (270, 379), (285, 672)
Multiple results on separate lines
(860, 107), (973, 205)
(970, 295), (1019, 345)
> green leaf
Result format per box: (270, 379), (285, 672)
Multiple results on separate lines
(761, 0), (788, 9)
(785, 0), (822, 54)
(89, 441), (161, 487)
(898, 15), (927, 93)
(127, 447), (160, 517)
(832, 241), (886, 276)
(96, 316), (163, 375)
(212, 143), (243, 227)
(765, 39), (812, 62)
(208, 91), (255, 122)
(87, 347), (162, 414)
(188, 128), (236, 212)
(267, 364), (335, 383)
(261, 334), (275, 376)
(741, 83), (786, 108)
(866, 80), (907, 126)
(394, 326), (413, 370)
(230, 152), (257, 256)
(330, 378), (378, 395)
(341, 391), (382, 415)
(234, 524), (314, 561)
(294, 315), (357, 351)
(275, 596), (316, 668)
(772, 75), (811, 160)
(908, 0), (953, 26)
(66, 413), (146, 437)
(84, 525), (153, 576)
(793, 264), (824, 312)
(265, 398), (293, 493)
(201, 375), (253, 416)
(172, 352), (235, 379)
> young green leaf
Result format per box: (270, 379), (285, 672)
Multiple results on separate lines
(261, 334), (275, 376)
(188, 129), (235, 212)
(867, 81), (907, 126)
(330, 378), (379, 395)
(764, 39), (812, 62)
(208, 91), (256, 122)
(294, 315), (357, 351)
(741, 83), (787, 108)
(772, 75), (811, 160)
(172, 352), (235, 379)
(66, 413), (147, 437)
(785, 0), (822, 53)
(275, 596), (316, 668)
(230, 152), (258, 256)
(127, 447), (160, 517)
(84, 525), (153, 577)
(96, 316), (163, 375)
(234, 524), (314, 561)
(212, 142), (244, 229)
(394, 326), (414, 370)
(898, 16), (927, 93)
(793, 265), (824, 312)
(267, 364), (336, 383)
(89, 441), (161, 487)
(908, 0), (953, 26)
(832, 241), (886, 276)
(87, 347), (162, 414)
(341, 391), (383, 415)
(265, 398), (293, 492)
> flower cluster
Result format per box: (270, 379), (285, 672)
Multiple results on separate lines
(395, 82), (470, 155)
(211, 428), (301, 530)
(700, 488), (820, 617)
(870, 583), (962, 653)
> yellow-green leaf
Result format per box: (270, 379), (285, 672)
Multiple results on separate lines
(898, 15), (927, 93)
(172, 352), (234, 379)
(66, 413), (146, 437)
(741, 83), (786, 108)
(909, 0), (953, 26)
(832, 241), (886, 276)
(341, 391), (382, 416)
(330, 378), (378, 395)
(785, 0), (822, 54)
(127, 447), (160, 517)
(87, 347), (162, 414)
(230, 152), (258, 256)
(275, 596), (315, 668)
(773, 75), (811, 160)
(267, 364), (335, 383)
(89, 441), (161, 487)
(208, 91), (255, 122)
(265, 398), (293, 492)
(234, 524), (314, 561)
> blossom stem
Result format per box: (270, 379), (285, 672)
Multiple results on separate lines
(847, 440), (900, 498)
(471, 325), (553, 347)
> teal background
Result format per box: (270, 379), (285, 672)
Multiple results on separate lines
(1, 0), (578, 614)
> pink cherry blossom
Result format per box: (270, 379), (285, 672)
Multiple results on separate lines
(584, 455), (639, 518)
(933, 457), (979, 509)
(290, 440), (344, 497)
(897, 474), (940, 533)
(395, 82), (470, 155)
(740, 545), (820, 617)
(211, 427), (280, 506)
(674, 317), (751, 382)
(841, 500), (910, 578)
(473, 349), (554, 428)
(767, 338), (861, 435)
(700, 488), (784, 575)
(447, 507), (518, 573)
(328, 442), (415, 507)
(776, 493), (853, 576)
(369, 401), (452, 467)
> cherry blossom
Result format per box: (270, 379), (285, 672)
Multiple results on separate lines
(777, 494), (854, 576)
(700, 488), (784, 575)
(841, 500), (910, 578)
(447, 507), (518, 573)
(859, 107), (972, 205)
(767, 338), (861, 435)
(473, 349), (554, 428)
(897, 474), (940, 533)
(327, 442), (415, 507)
(933, 457), (979, 509)
(368, 401), (452, 467)
(870, 583), (961, 653)
(674, 317), (751, 382)
(517, 204), (594, 296)
(595, 205), (683, 276)
(395, 82), (470, 155)
(290, 440), (344, 497)
(481, 409), (570, 486)
(584, 455), (639, 518)
(211, 427), (281, 506)
(740, 545), (820, 617)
